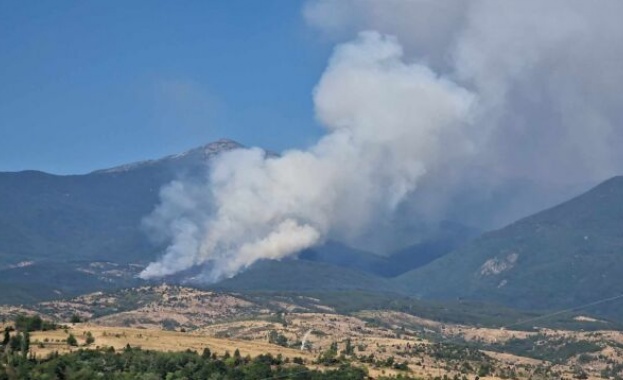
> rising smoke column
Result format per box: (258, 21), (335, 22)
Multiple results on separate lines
(142, 0), (623, 281)
(305, 0), (623, 227)
(139, 32), (475, 281)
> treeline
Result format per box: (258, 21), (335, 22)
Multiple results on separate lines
(13, 315), (58, 333)
(1, 314), (61, 360)
(0, 346), (378, 380)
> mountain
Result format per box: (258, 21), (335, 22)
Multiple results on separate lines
(0, 138), (481, 304)
(7, 137), (614, 315)
(212, 258), (399, 293)
(0, 140), (244, 303)
(0, 139), (243, 267)
(381, 221), (480, 277)
(298, 221), (479, 278)
(398, 176), (623, 318)
(298, 242), (390, 275)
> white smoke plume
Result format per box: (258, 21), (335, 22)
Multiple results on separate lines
(305, 0), (623, 185)
(306, 0), (623, 227)
(141, 0), (623, 280)
(140, 32), (475, 280)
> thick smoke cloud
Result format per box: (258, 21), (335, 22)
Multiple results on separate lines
(140, 32), (474, 280)
(141, 0), (623, 280)
(306, 0), (623, 185)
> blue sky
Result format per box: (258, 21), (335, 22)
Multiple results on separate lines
(0, 1), (332, 174)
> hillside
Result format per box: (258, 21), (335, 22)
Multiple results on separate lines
(0, 137), (478, 304)
(298, 221), (479, 278)
(399, 176), (623, 317)
(0, 140), (244, 303)
(211, 258), (399, 294)
(4, 137), (618, 316)
(0, 139), (242, 267)
(5, 286), (623, 379)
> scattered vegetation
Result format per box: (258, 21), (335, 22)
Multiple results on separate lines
(484, 333), (602, 363)
(0, 347), (372, 379)
(267, 330), (288, 347)
(14, 314), (57, 332)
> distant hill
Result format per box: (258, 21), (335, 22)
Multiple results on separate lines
(5, 137), (616, 317)
(298, 222), (479, 278)
(0, 138), (479, 304)
(399, 176), (623, 318)
(0, 261), (142, 304)
(0, 139), (243, 266)
(0, 140), (243, 303)
(212, 258), (399, 293)
(156, 224), (477, 296)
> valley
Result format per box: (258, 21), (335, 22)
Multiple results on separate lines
(4, 0), (623, 377)
(3, 285), (623, 379)
(2, 141), (623, 379)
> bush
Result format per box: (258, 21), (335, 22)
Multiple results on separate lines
(267, 330), (288, 347)
(85, 332), (95, 345)
(67, 334), (78, 346)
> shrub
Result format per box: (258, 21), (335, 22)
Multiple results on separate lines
(85, 332), (95, 345)
(67, 334), (78, 346)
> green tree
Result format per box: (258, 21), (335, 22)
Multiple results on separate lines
(66, 334), (78, 347)
(9, 333), (22, 351)
(317, 342), (340, 366)
(21, 332), (30, 356)
(202, 347), (211, 359)
(14, 314), (43, 332)
(344, 338), (354, 355)
(268, 330), (288, 347)
(2, 328), (9, 346)
(85, 331), (95, 345)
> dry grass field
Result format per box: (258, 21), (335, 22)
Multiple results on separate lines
(4, 286), (623, 379)
(29, 324), (314, 362)
(17, 317), (611, 379)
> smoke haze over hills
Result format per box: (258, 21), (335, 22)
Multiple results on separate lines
(141, 1), (623, 281)
(140, 32), (474, 280)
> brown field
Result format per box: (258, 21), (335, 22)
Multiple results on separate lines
(21, 317), (610, 380)
(29, 324), (315, 361)
(4, 286), (623, 379)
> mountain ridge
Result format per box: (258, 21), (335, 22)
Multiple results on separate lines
(92, 139), (244, 175)
(3, 138), (622, 321)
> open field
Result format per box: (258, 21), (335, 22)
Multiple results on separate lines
(29, 324), (314, 362)
(17, 318), (619, 379)
(4, 286), (623, 379)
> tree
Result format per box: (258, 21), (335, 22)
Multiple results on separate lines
(21, 332), (30, 356)
(202, 347), (211, 359)
(268, 331), (288, 347)
(317, 342), (339, 366)
(70, 315), (81, 324)
(9, 333), (23, 351)
(344, 338), (354, 355)
(14, 314), (43, 332)
(66, 334), (78, 347)
(85, 331), (95, 345)
(2, 328), (9, 346)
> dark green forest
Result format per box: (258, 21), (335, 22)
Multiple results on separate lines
(1, 346), (362, 380)
(0, 345), (445, 380)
